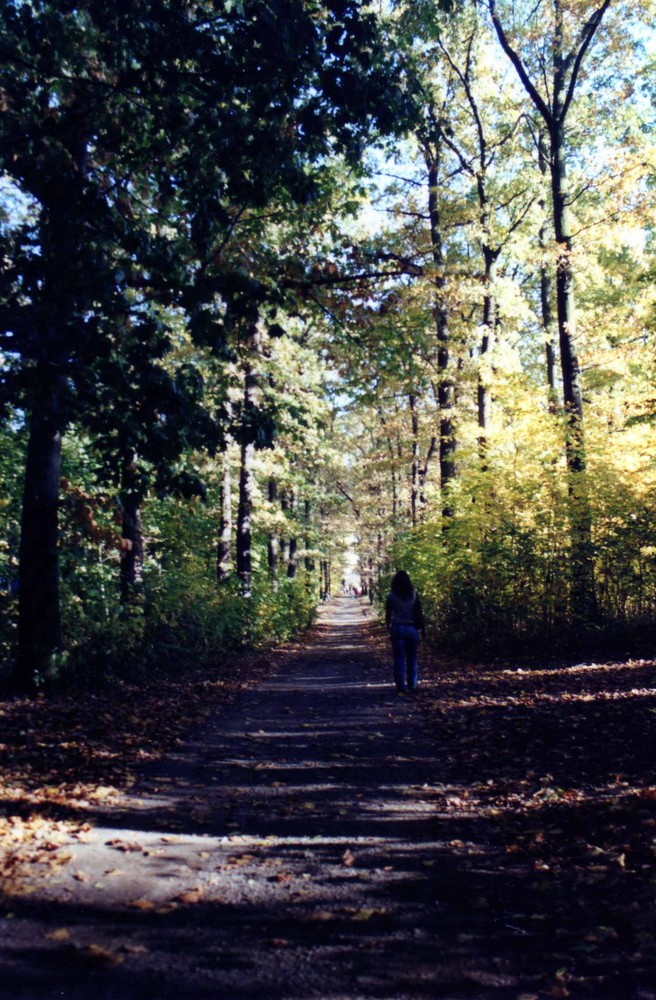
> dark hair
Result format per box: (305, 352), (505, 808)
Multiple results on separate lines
(391, 570), (414, 600)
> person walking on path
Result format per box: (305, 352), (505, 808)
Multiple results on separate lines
(385, 569), (426, 694)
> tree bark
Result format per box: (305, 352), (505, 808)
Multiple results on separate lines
(409, 393), (419, 527)
(426, 155), (456, 519)
(217, 455), (232, 583)
(538, 130), (558, 412)
(477, 247), (498, 465)
(304, 498), (314, 574)
(236, 324), (260, 596)
(287, 537), (298, 579)
(285, 490), (297, 578)
(13, 362), (66, 692)
(267, 477), (279, 587)
(119, 453), (143, 603)
(420, 435), (437, 508)
(236, 440), (254, 594)
(280, 488), (290, 572)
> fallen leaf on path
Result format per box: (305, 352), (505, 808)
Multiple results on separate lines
(44, 928), (70, 942)
(90, 786), (116, 801)
(77, 943), (124, 965)
(174, 888), (203, 904)
(346, 907), (390, 921)
(106, 839), (143, 853)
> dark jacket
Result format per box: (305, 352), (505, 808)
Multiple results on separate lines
(385, 590), (426, 631)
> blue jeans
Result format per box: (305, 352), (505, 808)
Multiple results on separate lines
(390, 625), (419, 691)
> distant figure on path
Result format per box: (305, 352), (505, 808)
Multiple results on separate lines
(385, 570), (426, 694)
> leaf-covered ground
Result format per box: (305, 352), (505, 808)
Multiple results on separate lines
(1, 601), (656, 998)
(417, 653), (656, 998)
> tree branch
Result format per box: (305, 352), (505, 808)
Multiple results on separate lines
(562, 0), (613, 121)
(487, 0), (553, 125)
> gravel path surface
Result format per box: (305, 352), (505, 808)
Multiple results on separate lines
(1, 598), (502, 1000)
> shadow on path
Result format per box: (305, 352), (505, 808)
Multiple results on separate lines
(4, 599), (655, 998)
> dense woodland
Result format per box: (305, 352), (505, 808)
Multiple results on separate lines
(1, 0), (656, 693)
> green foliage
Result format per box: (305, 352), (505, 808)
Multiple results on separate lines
(2, 0), (656, 685)
(21, 485), (319, 689)
(384, 426), (656, 656)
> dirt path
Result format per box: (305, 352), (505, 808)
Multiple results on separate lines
(1, 597), (478, 1000)
(4, 598), (656, 999)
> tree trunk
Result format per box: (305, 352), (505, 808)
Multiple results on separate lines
(538, 130), (558, 412)
(550, 123), (584, 466)
(13, 363), (66, 692)
(287, 537), (298, 579)
(419, 435), (437, 509)
(217, 455), (232, 583)
(477, 248), (497, 464)
(236, 440), (254, 595)
(550, 118), (595, 620)
(280, 487), (290, 573)
(377, 410), (399, 529)
(304, 498), (314, 575)
(236, 324), (260, 597)
(488, 0), (608, 621)
(285, 490), (297, 578)
(409, 393), (419, 527)
(267, 477), (279, 587)
(426, 155), (456, 519)
(119, 453), (143, 603)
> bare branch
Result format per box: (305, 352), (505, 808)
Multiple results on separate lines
(487, 0), (552, 125)
(562, 0), (613, 121)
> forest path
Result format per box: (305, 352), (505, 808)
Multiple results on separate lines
(5, 599), (656, 999)
(3, 597), (500, 1000)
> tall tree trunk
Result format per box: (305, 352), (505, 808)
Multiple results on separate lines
(287, 537), (298, 579)
(236, 324), (260, 596)
(377, 410), (399, 528)
(236, 440), (254, 594)
(419, 435), (437, 510)
(217, 454), (232, 583)
(319, 559), (327, 600)
(426, 155), (456, 520)
(13, 362), (66, 692)
(119, 452), (143, 603)
(550, 108), (595, 621)
(538, 130), (558, 412)
(477, 248), (497, 464)
(267, 477), (279, 588)
(409, 393), (419, 527)
(488, 0), (608, 621)
(304, 498), (314, 574)
(280, 489), (290, 572)
(550, 122), (585, 468)
(286, 490), (297, 578)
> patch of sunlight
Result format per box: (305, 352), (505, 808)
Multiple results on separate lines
(450, 688), (656, 709)
(501, 661), (654, 678)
